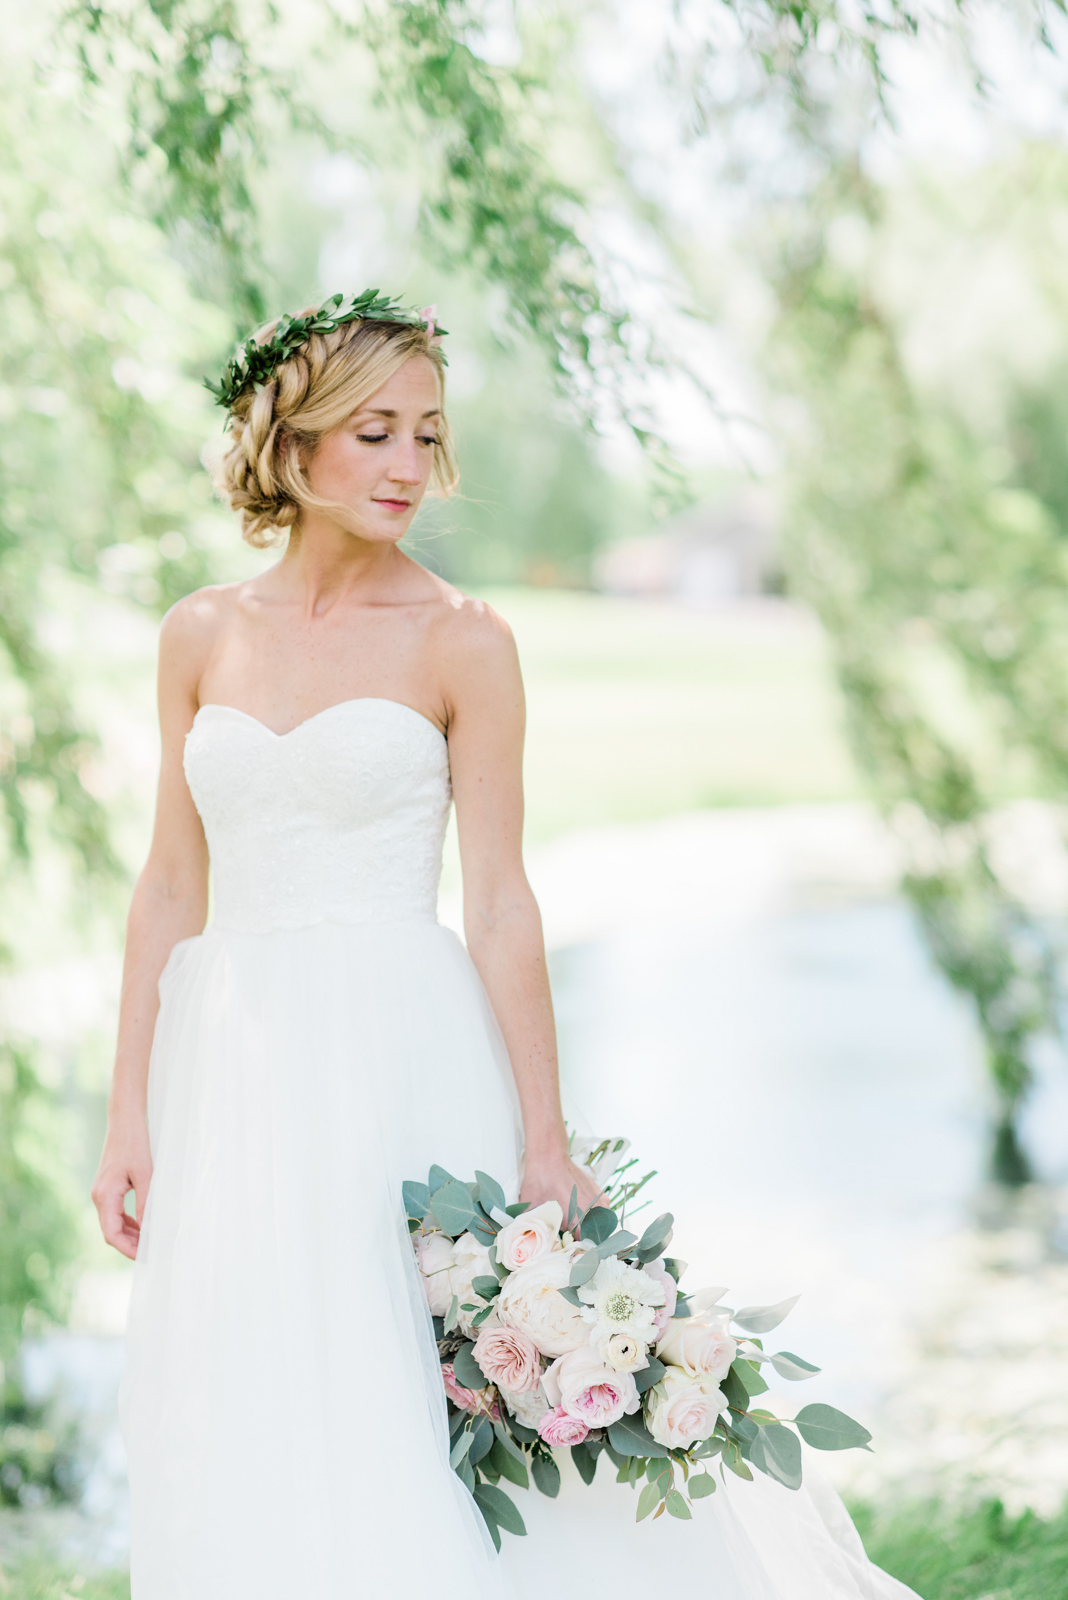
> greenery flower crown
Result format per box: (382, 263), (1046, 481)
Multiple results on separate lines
(204, 289), (448, 411)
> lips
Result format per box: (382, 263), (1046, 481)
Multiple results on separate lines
(373, 498), (411, 512)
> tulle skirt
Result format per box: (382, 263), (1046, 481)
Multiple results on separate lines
(120, 920), (918, 1600)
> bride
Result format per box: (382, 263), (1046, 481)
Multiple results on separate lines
(91, 294), (919, 1600)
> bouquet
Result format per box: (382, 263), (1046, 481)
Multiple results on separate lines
(404, 1138), (871, 1551)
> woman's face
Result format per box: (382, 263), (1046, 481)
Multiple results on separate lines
(302, 355), (442, 543)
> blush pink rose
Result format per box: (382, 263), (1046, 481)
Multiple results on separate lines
(537, 1406), (590, 1447)
(542, 1346), (640, 1429)
(473, 1325), (542, 1393)
(441, 1363), (499, 1420)
(656, 1312), (736, 1382)
(643, 1258), (678, 1338)
(494, 1200), (563, 1271)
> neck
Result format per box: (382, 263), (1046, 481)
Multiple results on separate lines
(274, 511), (403, 617)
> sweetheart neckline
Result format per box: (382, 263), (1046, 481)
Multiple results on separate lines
(192, 697), (447, 744)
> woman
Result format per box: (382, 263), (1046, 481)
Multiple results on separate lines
(93, 294), (919, 1599)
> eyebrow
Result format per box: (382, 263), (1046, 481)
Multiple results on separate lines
(360, 408), (441, 419)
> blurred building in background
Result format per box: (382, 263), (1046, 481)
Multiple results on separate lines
(593, 490), (779, 606)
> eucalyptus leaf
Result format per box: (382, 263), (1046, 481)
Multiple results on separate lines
(578, 1206), (617, 1245)
(636, 1480), (661, 1521)
(458, 1456), (476, 1494)
(466, 1415), (493, 1465)
(634, 1357), (665, 1394)
(403, 1180), (430, 1219)
(662, 1258), (687, 1282)
(474, 1171), (507, 1216)
(452, 1342), (487, 1390)
(794, 1404), (872, 1452)
(504, 1202), (530, 1218)
(666, 1488), (692, 1519)
(490, 1436), (529, 1488)
(474, 1481), (527, 1537)
(568, 1251), (602, 1288)
(492, 1421), (528, 1465)
(732, 1295), (800, 1335)
(571, 1441), (598, 1485)
(428, 1164), (455, 1192)
(472, 1276), (501, 1301)
(596, 1229), (637, 1258)
(450, 1429), (475, 1468)
(689, 1473), (716, 1498)
(531, 1451), (561, 1498)
(608, 1415), (670, 1459)
(432, 1179), (479, 1237)
(473, 1493), (500, 1552)
(557, 1284), (584, 1306)
(770, 1351), (821, 1381)
(730, 1358), (770, 1398)
(637, 1212), (674, 1254)
(443, 1294), (459, 1336)
(754, 1423), (803, 1491)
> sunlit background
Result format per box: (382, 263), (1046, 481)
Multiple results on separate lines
(3, 1), (1068, 1595)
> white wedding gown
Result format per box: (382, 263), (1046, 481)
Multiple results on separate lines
(120, 698), (919, 1600)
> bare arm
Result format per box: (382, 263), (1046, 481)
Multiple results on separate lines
(91, 599), (213, 1258)
(444, 603), (600, 1216)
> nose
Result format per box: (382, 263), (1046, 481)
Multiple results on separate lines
(386, 435), (425, 486)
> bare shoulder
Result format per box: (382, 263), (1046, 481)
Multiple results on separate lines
(426, 582), (519, 677)
(158, 582), (244, 690)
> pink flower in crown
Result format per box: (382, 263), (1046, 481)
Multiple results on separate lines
(537, 1406), (590, 1448)
(441, 1362), (500, 1420)
(420, 304), (438, 339)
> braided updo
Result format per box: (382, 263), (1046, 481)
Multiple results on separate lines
(217, 312), (457, 547)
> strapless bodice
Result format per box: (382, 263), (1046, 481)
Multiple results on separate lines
(183, 699), (451, 933)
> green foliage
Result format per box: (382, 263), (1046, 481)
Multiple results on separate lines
(0, 1386), (81, 1507)
(769, 157), (1068, 1177)
(0, 1042), (79, 1362)
(0, 1559), (129, 1600)
(853, 1496), (1068, 1600)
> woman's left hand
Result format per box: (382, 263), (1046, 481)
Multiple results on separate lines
(521, 1152), (604, 1224)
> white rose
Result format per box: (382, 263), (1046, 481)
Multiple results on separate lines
(498, 1381), (550, 1430)
(646, 1366), (727, 1450)
(415, 1232), (457, 1317)
(495, 1200), (563, 1271)
(655, 1313), (736, 1382)
(496, 1247), (590, 1358)
(449, 1232), (496, 1336)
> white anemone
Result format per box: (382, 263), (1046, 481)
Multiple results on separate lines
(579, 1256), (665, 1346)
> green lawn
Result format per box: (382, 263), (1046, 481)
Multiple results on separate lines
(481, 588), (861, 841)
(6, 1497), (1067, 1599)
(853, 1497), (1068, 1599)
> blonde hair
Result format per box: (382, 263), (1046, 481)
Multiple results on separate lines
(217, 313), (458, 547)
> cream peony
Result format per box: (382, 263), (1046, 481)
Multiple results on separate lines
(449, 1232), (496, 1337)
(415, 1232), (457, 1317)
(646, 1366), (727, 1450)
(495, 1201), (562, 1271)
(579, 1256), (665, 1346)
(498, 1381), (550, 1430)
(656, 1312), (736, 1382)
(542, 1346), (640, 1429)
(496, 1247), (590, 1358)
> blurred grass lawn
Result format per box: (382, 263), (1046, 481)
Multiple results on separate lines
(481, 589), (861, 842)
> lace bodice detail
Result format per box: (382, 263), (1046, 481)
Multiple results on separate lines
(183, 699), (451, 933)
